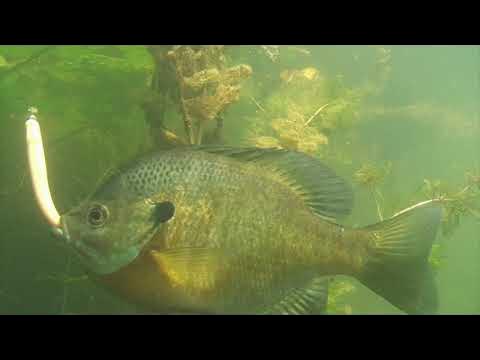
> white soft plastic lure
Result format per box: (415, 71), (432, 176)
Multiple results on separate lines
(25, 113), (62, 230)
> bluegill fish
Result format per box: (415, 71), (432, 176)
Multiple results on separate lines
(61, 146), (441, 314)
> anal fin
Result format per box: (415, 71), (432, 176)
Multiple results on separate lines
(263, 277), (330, 315)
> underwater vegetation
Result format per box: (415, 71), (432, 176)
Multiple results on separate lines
(144, 45), (252, 146)
(1, 45), (479, 314)
(354, 161), (392, 221)
(421, 172), (480, 238)
(246, 65), (365, 156)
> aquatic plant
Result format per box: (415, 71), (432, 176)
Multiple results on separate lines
(266, 103), (330, 154)
(398, 171), (480, 273)
(354, 162), (392, 188)
(245, 54), (381, 162)
(421, 174), (480, 238)
(354, 162), (393, 220)
(162, 45), (252, 145)
(246, 70), (331, 154)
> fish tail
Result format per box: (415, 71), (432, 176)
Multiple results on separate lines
(357, 200), (442, 314)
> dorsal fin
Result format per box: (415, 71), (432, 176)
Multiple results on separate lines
(191, 145), (354, 221)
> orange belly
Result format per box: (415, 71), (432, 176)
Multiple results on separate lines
(92, 251), (176, 313)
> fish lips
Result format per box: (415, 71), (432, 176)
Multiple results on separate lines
(58, 215), (141, 275)
(59, 216), (69, 240)
(50, 225), (66, 240)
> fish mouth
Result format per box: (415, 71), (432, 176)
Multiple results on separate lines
(58, 215), (142, 275)
(58, 217), (96, 262)
(59, 216), (71, 242)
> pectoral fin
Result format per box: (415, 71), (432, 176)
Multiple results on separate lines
(151, 247), (225, 292)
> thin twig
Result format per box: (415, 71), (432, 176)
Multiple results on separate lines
(250, 96), (266, 113)
(455, 185), (473, 197)
(372, 187), (384, 221)
(305, 103), (330, 127)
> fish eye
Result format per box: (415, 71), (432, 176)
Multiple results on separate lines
(87, 204), (109, 228)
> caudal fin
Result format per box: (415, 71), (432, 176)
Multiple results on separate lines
(358, 200), (442, 314)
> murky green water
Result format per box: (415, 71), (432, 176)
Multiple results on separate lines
(0, 45), (478, 314)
